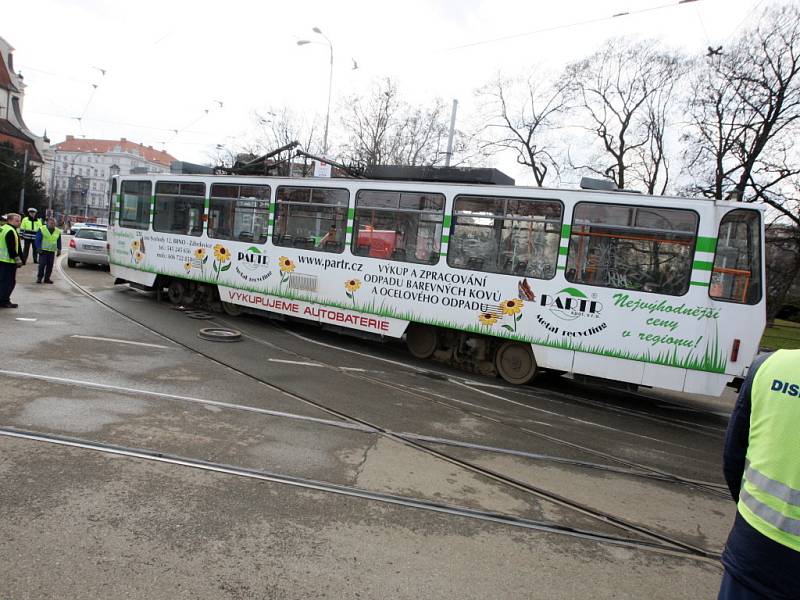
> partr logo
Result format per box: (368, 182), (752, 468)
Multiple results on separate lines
(235, 246), (272, 283)
(540, 287), (603, 321)
(237, 246), (269, 270)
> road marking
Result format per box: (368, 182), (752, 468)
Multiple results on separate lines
(0, 369), (368, 431)
(339, 367), (367, 372)
(267, 358), (324, 367)
(15, 318), (37, 322)
(70, 334), (170, 349)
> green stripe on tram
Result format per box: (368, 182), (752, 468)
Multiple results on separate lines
(443, 215), (452, 228)
(442, 235), (450, 244)
(346, 226), (353, 234)
(559, 246), (569, 256)
(348, 208), (355, 220)
(692, 260), (714, 271)
(696, 237), (717, 253)
(690, 281), (710, 287)
(561, 224), (571, 238)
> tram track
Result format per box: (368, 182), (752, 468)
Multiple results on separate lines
(47, 259), (728, 561)
(214, 315), (730, 498)
(0, 426), (718, 563)
(0, 367), (720, 489)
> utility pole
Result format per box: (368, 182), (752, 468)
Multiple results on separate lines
(445, 99), (458, 167)
(17, 148), (28, 212)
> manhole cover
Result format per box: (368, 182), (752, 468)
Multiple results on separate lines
(185, 311), (213, 320)
(197, 327), (242, 342)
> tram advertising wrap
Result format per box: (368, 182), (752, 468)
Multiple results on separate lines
(109, 175), (766, 396)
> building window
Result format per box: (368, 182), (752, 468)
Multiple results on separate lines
(352, 189), (445, 264)
(566, 202), (698, 295)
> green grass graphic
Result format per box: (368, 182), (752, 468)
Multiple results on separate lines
(112, 260), (727, 373)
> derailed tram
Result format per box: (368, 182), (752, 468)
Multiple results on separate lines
(108, 171), (765, 396)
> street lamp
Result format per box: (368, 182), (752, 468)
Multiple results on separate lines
(297, 26), (333, 156)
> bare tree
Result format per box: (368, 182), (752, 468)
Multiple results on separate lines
(564, 38), (685, 191)
(683, 3), (800, 217)
(338, 78), (461, 169)
(253, 107), (319, 155)
(475, 73), (568, 186)
(682, 4), (800, 319)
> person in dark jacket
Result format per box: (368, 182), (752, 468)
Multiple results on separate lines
(719, 350), (800, 600)
(0, 212), (22, 308)
(34, 217), (61, 284)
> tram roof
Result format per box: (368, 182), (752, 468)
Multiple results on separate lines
(114, 172), (762, 210)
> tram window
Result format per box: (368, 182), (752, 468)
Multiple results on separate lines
(710, 209), (762, 304)
(108, 178), (117, 226)
(565, 203), (698, 295)
(272, 186), (349, 253)
(351, 190), (445, 264)
(448, 195), (562, 279)
(118, 180), (152, 230)
(209, 184), (270, 243)
(153, 181), (205, 237)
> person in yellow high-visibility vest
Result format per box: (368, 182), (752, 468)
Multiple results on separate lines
(19, 207), (42, 265)
(34, 217), (61, 284)
(0, 212), (22, 308)
(719, 349), (800, 599)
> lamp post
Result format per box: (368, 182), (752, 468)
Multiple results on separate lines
(297, 26), (333, 156)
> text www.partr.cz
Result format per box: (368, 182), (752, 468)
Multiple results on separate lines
(297, 255), (364, 272)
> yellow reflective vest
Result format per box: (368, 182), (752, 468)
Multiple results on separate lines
(738, 349), (800, 552)
(20, 216), (42, 240)
(0, 224), (20, 263)
(39, 227), (61, 253)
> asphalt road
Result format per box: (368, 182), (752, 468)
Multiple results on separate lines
(0, 257), (737, 599)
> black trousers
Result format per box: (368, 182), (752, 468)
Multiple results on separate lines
(21, 237), (37, 264)
(0, 262), (17, 304)
(37, 252), (55, 281)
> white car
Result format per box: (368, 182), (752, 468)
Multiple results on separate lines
(68, 227), (109, 268)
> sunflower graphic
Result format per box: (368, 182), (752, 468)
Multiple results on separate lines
(278, 256), (295, 285)
(193, 246), (209, 273)
(478, 312), (499, 326)
(499, 298), (524, 333)
(344, 278), (361, 304)
(211, 243), (232, 280)
(183, 261), (192, 273)
(278, 256), (295, 273)
(213, 244), (231, 262)
(130, 239), (145, 264)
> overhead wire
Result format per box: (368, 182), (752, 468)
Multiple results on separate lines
(445, 0), (704, 51)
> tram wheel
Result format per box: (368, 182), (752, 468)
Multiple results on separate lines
(220, 301), (242, 317)
(406, 323), (438, 359)
(166, 280), (186, 305)
(495, 341), (538, 385)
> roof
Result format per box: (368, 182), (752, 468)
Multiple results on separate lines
(54, 137), (177, 166)
(0, 49), (17, 92)
(0, 119), (42, 162)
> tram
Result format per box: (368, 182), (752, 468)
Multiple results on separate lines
(107, 173), (765, 395)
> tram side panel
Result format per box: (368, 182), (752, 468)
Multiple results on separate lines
(109, 180), (764, 396)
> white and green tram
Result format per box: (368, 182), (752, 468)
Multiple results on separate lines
(108, 174), (765, 396)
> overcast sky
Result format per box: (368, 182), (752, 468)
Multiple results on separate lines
(4, 0), (781, 182)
